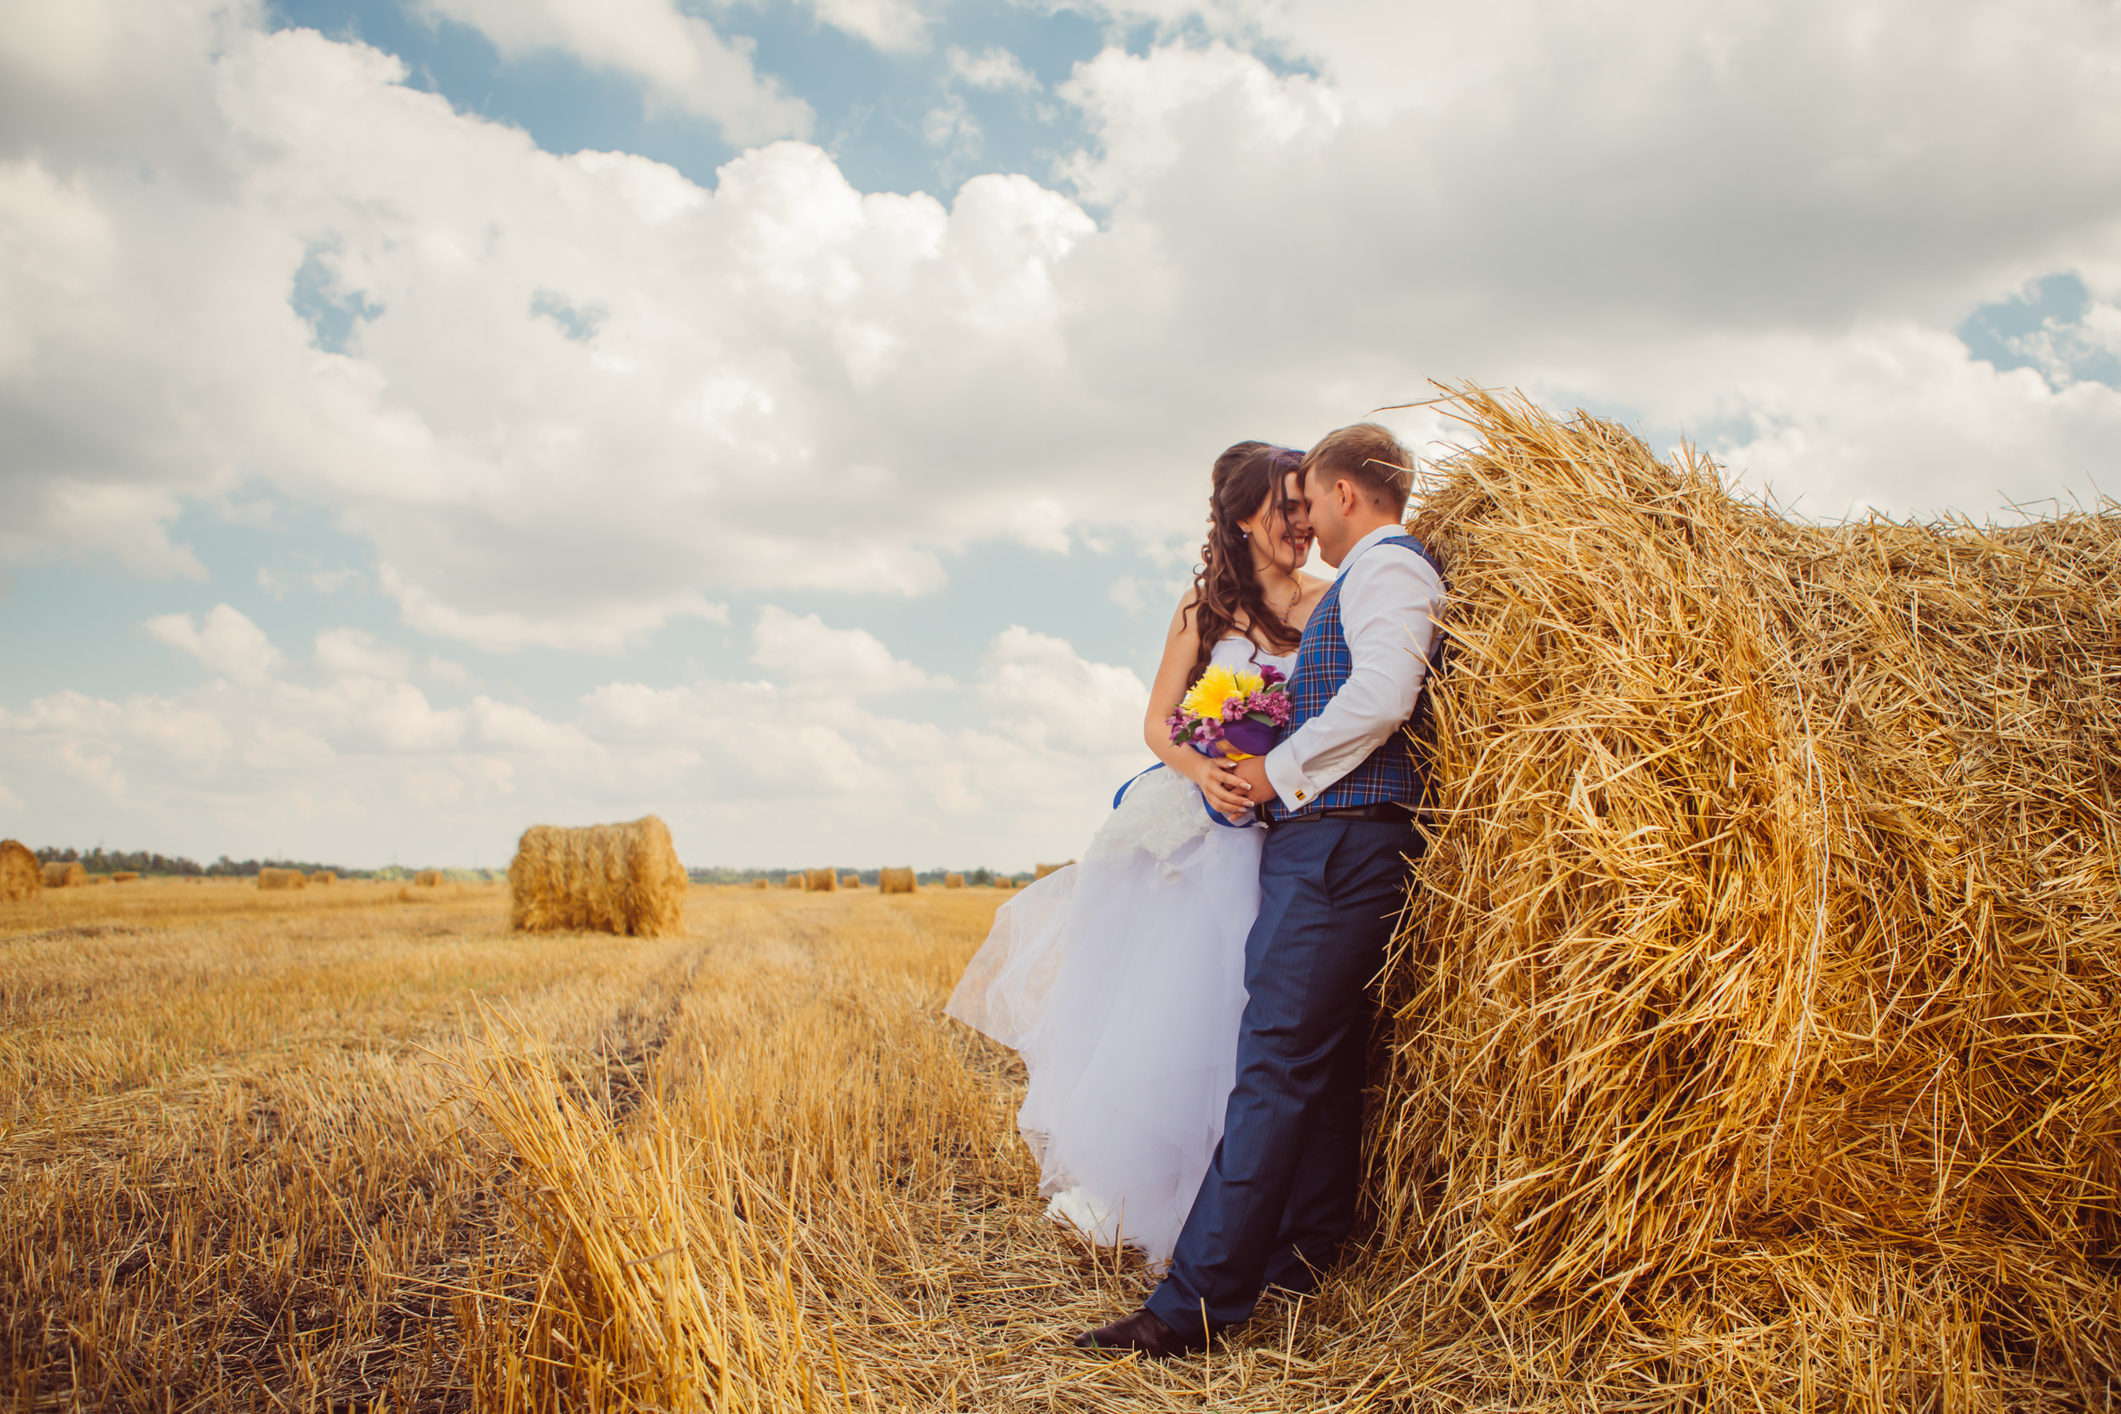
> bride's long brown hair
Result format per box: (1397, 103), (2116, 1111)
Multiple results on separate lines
(1183, 441), (1306, 688)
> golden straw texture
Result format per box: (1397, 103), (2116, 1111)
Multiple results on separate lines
(0, 841), (37, 902)
(804, 869), (837, 893)
(41, 861), (84, 889)
(840, 873), (861, 889)
(257, 868), (308, 890)
(506, 816), (687, 938)
(878, 868), (916, 895)
(1366, 386), (2121, 1407)
(414, 870), (443, 887)
(309, 870), (336, 885)
(944, 872), (965, 889)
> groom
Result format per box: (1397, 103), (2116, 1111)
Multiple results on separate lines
(1077, 422), (1447, 1356)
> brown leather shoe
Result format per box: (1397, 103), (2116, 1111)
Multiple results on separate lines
(1073, 1307), (1198, 1359)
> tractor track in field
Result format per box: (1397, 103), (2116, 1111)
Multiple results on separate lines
(583, 939), (710, 1124)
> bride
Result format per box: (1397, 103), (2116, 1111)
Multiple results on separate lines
(946, 440), (1327, 1265)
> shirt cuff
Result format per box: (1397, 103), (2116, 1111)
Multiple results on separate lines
(1263, 741), (1320, 814)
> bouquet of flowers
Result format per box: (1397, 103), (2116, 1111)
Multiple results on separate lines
(1166, 663), (1292, 760)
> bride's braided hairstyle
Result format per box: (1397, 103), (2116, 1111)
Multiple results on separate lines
(1183, 441), (1306, 689)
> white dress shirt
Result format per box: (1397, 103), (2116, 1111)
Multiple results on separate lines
(1263, 524), (1447, 814)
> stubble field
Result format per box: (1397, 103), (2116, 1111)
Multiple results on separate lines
(2, 879), (1364, 1413)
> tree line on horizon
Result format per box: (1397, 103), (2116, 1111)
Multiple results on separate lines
(32, 846), (356, 878)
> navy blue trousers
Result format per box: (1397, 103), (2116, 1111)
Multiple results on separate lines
(1145, 816), (1418, 1338)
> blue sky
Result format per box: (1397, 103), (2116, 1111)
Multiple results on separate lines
(3, 0), (2118, 871)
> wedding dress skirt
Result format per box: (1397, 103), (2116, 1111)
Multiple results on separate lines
(946, 639), (1285, 1265)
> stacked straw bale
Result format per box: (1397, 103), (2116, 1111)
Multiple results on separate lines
(507, 816), (686, 938)
(944, 872), (965, 889)
(414, 870), (442, 887)
(878, 867), (916, 894)
(257, 867), (307, 890)
(1362, 388), (2121, 1408)
(0, 841), (38, 902)
(804, 868), (836, 892)
(41, 861), (84, 888)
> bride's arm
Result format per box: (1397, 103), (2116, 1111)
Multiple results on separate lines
(1143, 591), (1254, 819)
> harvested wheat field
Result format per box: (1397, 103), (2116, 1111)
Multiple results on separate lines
(4, 877), (1346, 1412)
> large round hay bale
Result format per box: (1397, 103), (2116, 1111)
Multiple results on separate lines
(414, 869), (442, 887)
(1356, 387), (2121, 1408)
(839, 872), (861, 889)
(507, 815), (687, 937)
(42, 861), (85, 888)
(878, 867), (916, 895)
(258, 867), (308, 890)
(804, 868), (837, 892)
(309, 870), (336, 885)
(750, 878), (770, 890)
(944, 872), (965, 888)
(783, 874), (803, 890)
(0, 841), (39, 902)
(1033, 861), (1072, 880)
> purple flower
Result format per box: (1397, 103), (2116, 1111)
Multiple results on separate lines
(1259, 665), (1286, 686)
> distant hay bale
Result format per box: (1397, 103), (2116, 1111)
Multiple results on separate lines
(1033, 861), (1072, 880)
(414, 870), (443, 887)
(257, 867), (308, 890)
(1355, 387), (2121, 1408)
(109, 871), (139, 883)
(784, 874), (803, 890)
(804, 869), (837, 892)
(0, 841), (38, 902)
(944, 872), (965, 889)
(878, 867), (916, 894)
(85, 875), (110, 886)
(840, 873), (860, 889)
(309, 870), (336, 885)
(750, 878), (770, 889)
(507, 815), (687, 938)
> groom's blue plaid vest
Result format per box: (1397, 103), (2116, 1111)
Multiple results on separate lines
(1267, 534), (1446, 822)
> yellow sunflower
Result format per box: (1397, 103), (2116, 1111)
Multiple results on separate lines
(1181, 664), (1264, 721)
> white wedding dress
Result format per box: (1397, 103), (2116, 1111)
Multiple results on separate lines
(946, 635), (1293, 1266)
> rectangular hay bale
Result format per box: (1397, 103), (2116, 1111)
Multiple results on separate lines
(0, 841), (38, 902)
(507, 815), (686, 937)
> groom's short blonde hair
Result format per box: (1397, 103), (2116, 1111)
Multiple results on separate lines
(1301, 423), (1413, 514)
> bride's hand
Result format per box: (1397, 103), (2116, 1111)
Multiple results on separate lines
(1191, 756), (1253, 819)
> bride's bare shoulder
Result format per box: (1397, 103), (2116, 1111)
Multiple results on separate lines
(1163, 583), (1203, 638)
